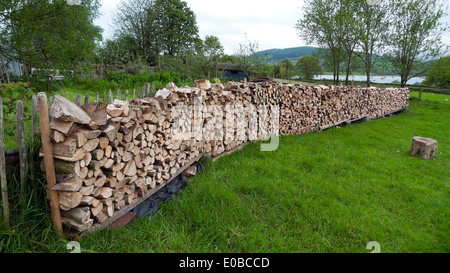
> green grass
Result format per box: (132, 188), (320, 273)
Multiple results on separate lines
(2, 91), (448, 253)
(74, 91), (449, 253)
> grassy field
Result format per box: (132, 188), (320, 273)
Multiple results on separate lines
(1, 91), (448, 253)
(71, 91), (448, 253)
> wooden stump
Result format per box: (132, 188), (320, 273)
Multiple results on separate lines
(410, 137), (438, 160)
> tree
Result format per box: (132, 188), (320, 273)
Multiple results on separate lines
(98, 35), (142, 67)
(352, 0), (392, 87)
(296, 0), (349, 85)
(296, 56), (323, 80)
(114, 0), (159, 64)
(234, 35), (270, 79)
(384, 0), (448, 87)
(423, 56), (450, 87)
(280, 59), (294, 79)
(153, 0), (199, 57)
(203, 35), (224, 79)
(0, 0), (102, 74)
(114, 0), (199, 65)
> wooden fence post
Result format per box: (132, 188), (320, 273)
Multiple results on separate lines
(31, 95), (38, 149)
(84, 94), (89, 105)
(16, 100), (27, 203)
(0, 97), (10, 226)
(109, 90), (113, 104)
(37, 92), (63, 234)
(75, 94), (81, 106)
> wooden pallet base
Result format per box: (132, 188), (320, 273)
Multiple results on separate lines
(87, 154), (203, 233)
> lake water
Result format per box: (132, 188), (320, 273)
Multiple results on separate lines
(312, 75), (425, 85)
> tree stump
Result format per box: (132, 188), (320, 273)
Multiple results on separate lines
(410, 137), (438, 160)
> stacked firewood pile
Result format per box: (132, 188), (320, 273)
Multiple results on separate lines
(247, 82), (410, 134)
(42, 80), (409, 232)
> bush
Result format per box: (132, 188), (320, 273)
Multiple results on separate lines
(0, 82), (35, 146)
(72, 70), (195, 93)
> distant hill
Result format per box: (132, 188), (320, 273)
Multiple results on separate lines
(258, 46), (319, 63)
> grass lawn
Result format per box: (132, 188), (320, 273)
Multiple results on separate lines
(69, 91), (449, 253)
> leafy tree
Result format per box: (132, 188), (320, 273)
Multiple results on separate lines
(352, 0), (392, 87)
(296, 0), (348, 85)
(0, 0), (102, 74)
(153, 0), (199, 57)
(203, 35), (224, 78)
(296, 56), (323, 80)
(114, 0), (199, 65)
(98, 35), (142, 67)
(423, 56), (450, 87)
(384, 0), (448, 87)
(280, 59), (294, 79)
(272, 62), (282, 78)
(114, 0), (159, 64)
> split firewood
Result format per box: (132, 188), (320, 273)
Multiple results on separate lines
(50, 94), (92, 124)
(52, 175), (82, 192)
(61, 207), (91, 225)
(59, 191), (83, 211)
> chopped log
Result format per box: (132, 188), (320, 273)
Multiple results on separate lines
(61, 207), (91, 225)
(52, 175), (82, 192)
(80, 196), (96, 206)
(91, 149), (104, 161)
(94, 211), (109, 224)
(52, 130), (66, 143)
(50, 94), (92, 124)
(50, 118), (75, 136)
(123, 160), (137, 177)
(90, 202), (103, 217)
(83, 138), (100, 152)
(411, 137), (438, 160)
(61, 217), (93, 232)
(106, 104), (123, 118)
(72, 131), (88, 148)
(53, 137), (77, 158)
(103, 124), (116, 142)
(97, 187), (113, 199)
(59, 191), (83, 211)
(81, 102), (107, 126)
(98, 137), (109, 149)
(78, 128), (102, 140)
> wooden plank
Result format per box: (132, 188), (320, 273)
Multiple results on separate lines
(89, 153), (203, 232)
(0, 97), (10, 226)
(16, 100), (27, 202)
(117, 89), (121, 101)
(38, 92), (63, 234)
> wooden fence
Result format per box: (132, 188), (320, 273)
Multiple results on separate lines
(0, 83), (154, 228)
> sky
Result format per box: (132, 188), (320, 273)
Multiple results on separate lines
(95, 0), (306, 54)
(95, 0), (450, 55)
